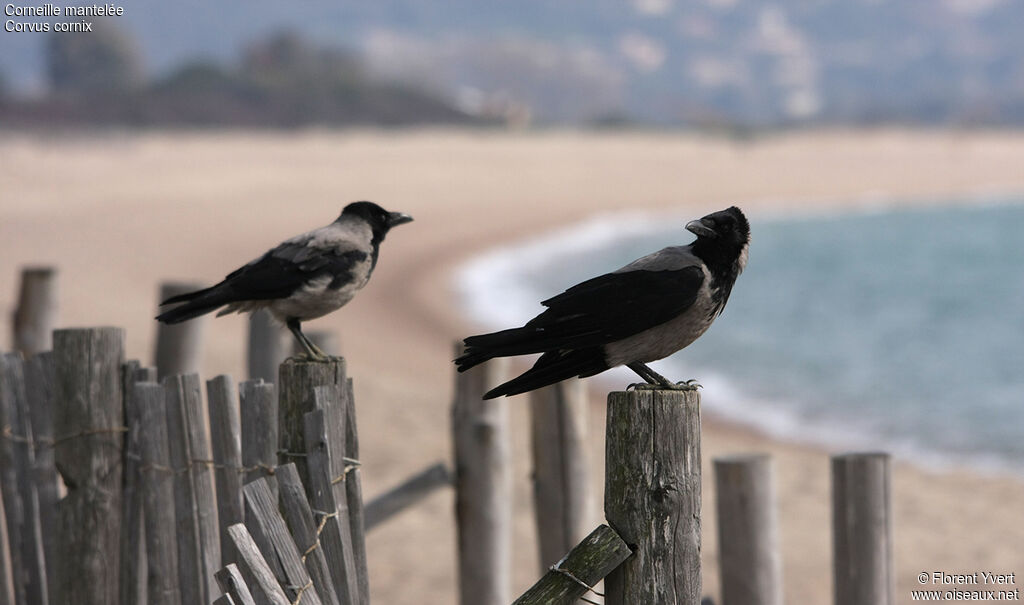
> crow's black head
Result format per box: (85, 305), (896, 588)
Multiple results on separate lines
(341, 201), (414, 239)
(687, 206), (750, 276)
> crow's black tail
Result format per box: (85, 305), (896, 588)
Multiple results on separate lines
(155, 283), (232, 324)
(481, 347), (608, 399)
(455, 324), (586, 373)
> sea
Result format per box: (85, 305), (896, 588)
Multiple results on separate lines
(456, 196), (1024, 475)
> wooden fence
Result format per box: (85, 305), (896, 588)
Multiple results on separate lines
(1, 268), (896, 605)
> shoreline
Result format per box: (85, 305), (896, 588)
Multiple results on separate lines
(3, 129), (1024, 602)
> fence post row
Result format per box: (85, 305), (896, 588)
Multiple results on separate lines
(605, 388), (702, 605)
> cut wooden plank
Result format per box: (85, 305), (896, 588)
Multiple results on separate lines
(451, 349), (511, 605)
(164, 373), (221, 605)
(276, 463), (341, 605)
(227, 524), (290, 605)
(240, 379), (278, 500)
(243, 478), (323, 605)
(340, 379), (368, 605)
(22, 352), (58, 588)
(208, 375), (245, 565)
(0, 485), (15, 605)
(120, 360), (147, 605)
(364, 463), (452, 532)
(512, 524), (632, 605)
(135, 382), (182, 605)
(53, 327), (125, 605)
(215, 563), (258, 605)
(303, 408), (360, 605)
(605, 389), (702, 605)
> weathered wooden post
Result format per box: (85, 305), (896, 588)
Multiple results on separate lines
(154, 282), (206, 379)
(135, 382), (182, 605)
(276, 463), (342, 605)
(529, 380), (593, 570)
(714, 454), (782, 605)
(12, 266), (57, 356)
(832, 453), (893, 605)
(22, 353), (59, 587)
(164, 373), (221, 605)
(53, 327), (125, 605)
(451, 345), (511, 605)
(240, 379), (278, 494)
(604, 388), (701, 605)
(0, 352), (48, 605)
(225, 523), (290, 605)
(209, 375), (245, 566)
(277, 358), (347, 488)
(121, 362), (157, 605)
(512, 524), (632, 605)
(248, 310), (287, 383)
(0, 488), (14, 605)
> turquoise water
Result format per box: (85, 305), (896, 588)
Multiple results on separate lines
(458, 199), (1024, 472)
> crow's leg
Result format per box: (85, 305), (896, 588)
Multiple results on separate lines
(626, 362), (700, 391)
(286, 318), (328, 361)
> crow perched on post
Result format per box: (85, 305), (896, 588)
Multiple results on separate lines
(156, 201), (413, 360)
(456, 206), (750, 398)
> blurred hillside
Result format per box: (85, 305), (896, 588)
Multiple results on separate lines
(2, 0), (1023, 127)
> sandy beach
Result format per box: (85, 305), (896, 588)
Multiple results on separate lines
(2, 129), (1023, 603)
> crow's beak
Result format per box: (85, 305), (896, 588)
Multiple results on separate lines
(388, 212), (414, 227)
(686, 218), (717, 238)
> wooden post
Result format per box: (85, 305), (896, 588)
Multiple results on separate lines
(832, 453), (893, 605)
(247, 310), (288, 383)
(714, 454), (782, 605)
(53, 327), (125, 605)
(604, 389), (701, 605)
(338, 379), (369, 604)
(243, 478), (324, 605)
(22, 352), (59, 588)
(208, 375), (245, 565)
(276, 463), (342, 605)
(303, 406), (360, 605)
(154, 282), (206, 380)
(513, 524), (632, 605)
(452, 347), (511, 605)
(277, 358), (346, 488)
(240, 379), (278, 496)
(164, 373), (221, 605)
(0, 352), (48, 605)
(120, 361), (153, 605)
(364, 463), (452, 531)
(135, 382), (182, 605)
(12, 267), (57, 356)
(226, 523), (290, 605)
(529, 380), (593, 569)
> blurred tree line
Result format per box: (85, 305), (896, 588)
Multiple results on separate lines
(1, 20), (482, 128)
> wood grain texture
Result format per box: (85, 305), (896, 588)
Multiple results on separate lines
(227, 523), (290, 605)
(135, 382), (182, 605)
(240, 379), (278, 500)
(208, 375), (245, 565)
(53, 327), (125, 605)
(215, 563), (258, 605)
(604, 389), (701, 605)
(512, 524), (632, 605)
(277, 359), (346, 490)
(277, 463), (342, 605)
(23, 352), (58, 588)
(120, 360), (147, 605)
(164, 373), (221, 605)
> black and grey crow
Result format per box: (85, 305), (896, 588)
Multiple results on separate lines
(455, 206), (749, 398)
(156, 201), (413, 360)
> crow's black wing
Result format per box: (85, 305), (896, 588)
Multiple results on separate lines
(459, 266), (705, 362)
(222, 242), (369, 300)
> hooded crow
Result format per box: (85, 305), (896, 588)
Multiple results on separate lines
(156, 201), (413, 360)
(455, 206), (749, 398)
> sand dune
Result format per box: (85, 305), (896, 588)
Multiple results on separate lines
(2, 129), (1023, 603)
